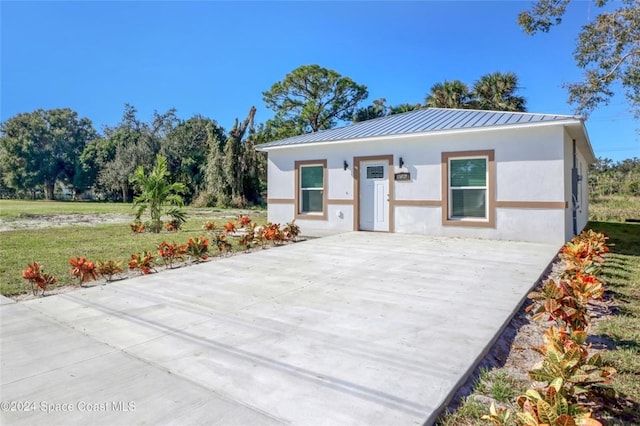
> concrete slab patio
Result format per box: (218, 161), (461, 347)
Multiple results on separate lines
(1, 232), (559, 425)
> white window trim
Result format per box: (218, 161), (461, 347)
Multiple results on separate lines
(448, 155), (489, 221)
(299, 163), (324, 215)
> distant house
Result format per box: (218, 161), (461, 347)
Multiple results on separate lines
(256, 108), (595, 245)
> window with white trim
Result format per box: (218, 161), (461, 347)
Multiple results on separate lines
(449, 156), (488, 219)
(299, 164), (324, 213)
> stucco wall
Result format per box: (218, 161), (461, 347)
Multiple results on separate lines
(562, 129), (591, 241)
(266, 124), (574, 244)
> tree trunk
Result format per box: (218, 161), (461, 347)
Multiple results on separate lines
(121, 183), (128, 203)
(44, 181), (55, 200)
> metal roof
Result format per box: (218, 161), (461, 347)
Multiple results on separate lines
(257, 108), (582, 150)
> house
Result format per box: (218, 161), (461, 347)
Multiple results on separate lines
(256, 108), (595, 245)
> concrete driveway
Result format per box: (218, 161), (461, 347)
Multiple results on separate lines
(1, 232), (558, 425)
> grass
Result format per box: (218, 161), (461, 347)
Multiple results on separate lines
(0, 200), (268, 296)
(0, 199), (135, 220)
(437, 217), (640, 424)
(589, 221), (640, 423)
(590, 195), (640, 222)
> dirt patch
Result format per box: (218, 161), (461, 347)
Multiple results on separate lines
(0, 213), (131, 232)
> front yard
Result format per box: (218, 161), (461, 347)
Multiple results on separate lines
(0, 200), (268, 296)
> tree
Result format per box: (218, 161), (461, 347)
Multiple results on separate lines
(353, 98), (388, 122)
(388, 103), (422, 115)
(223, 106), (256, 203)
(130, 155), (186, 233)
(99, 104), (177, 202)
(263, 64), (368, 133)
(161, 115), (225, 203)
(472, 72), (527, 112)
(0, 108), (97, 199)
(74, 137), (116, 197)
(518, 0), (640, 118)
(425, 80), (471, 109)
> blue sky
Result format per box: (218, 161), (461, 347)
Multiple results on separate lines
(1, 1), (638, 161)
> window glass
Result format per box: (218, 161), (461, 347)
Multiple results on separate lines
(366, 166), (384, 179)
(451, 189), (486, 218)
(449, 157), (488, 219)
(300, 164), (324, 214)
(301, 166), (323, 188)
(450, 159), (486, 187)
(302, 189), (323, 212)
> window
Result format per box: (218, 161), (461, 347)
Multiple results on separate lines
(442, 150), (495, 228)
(366, 165), (384, 179)
(295, 160), (327, 219)
(449, 157), (488, 219)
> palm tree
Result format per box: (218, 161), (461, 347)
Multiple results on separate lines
(472, 72), (527, 112)
(388, 103), (422, 115)
(425, 80), (471, 109)
(130, 155), (186, 233)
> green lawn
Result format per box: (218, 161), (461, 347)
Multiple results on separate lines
(0, 199), (135, 220)
(590, 195), (640, 222)
(0, 200), (267, 296)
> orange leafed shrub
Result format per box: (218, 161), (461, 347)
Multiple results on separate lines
(70, 257), (98, 284)
(130, 222), (146, 233)
(96, 260), (124, 282)
(187, 236), (209, 261)
(237, 215), (252, 227)
(223, 221), (237, 234)
(157, 241), (188, 268)
(128, 252), (156, 275)
(203, 221), (217, 232)
(22, 262), (57, 296)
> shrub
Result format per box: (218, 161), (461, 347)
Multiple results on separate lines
(128, 252), (156, 275)
(22, 262), (57, 296)
(213, 233), (232, 254)
(253, 225), (269, 249)
(527, 278), (595, 332)
(69, 257), (98, 285)
(237, 215), (252, 228)
(96, 260), (124, 282)
(239, 223), (256, 251)
(283, 219), (301, 241)
(265, 222), (285, 245)
(130, 221), (145, 233)
(164, 219), (182, 232)
(223, 221), (236, 234)
(187, 236), (209, 261)
(157, 241), (188, 268)
(529, 327), (616, 399)
(203, 221), (217, 233)
(515, 386), (602, 426)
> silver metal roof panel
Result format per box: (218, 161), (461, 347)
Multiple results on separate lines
(257, 108), (580, 149)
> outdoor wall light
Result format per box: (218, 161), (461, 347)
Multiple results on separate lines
(343, 160), (349, 171)
(399, 157), (404, 168)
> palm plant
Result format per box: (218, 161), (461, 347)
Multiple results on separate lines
(425, 80), (471, 109)
(472, 71), (527, 112)
(130, 155), (186, 233)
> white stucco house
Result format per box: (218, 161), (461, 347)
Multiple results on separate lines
(256, 108), (595, 245)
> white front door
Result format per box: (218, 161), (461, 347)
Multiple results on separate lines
(359, 162), (389, 231)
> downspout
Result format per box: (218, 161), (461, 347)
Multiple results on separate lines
(571, 139), (578, 236)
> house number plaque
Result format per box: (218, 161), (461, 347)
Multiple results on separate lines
(394, 172), (411, 181)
